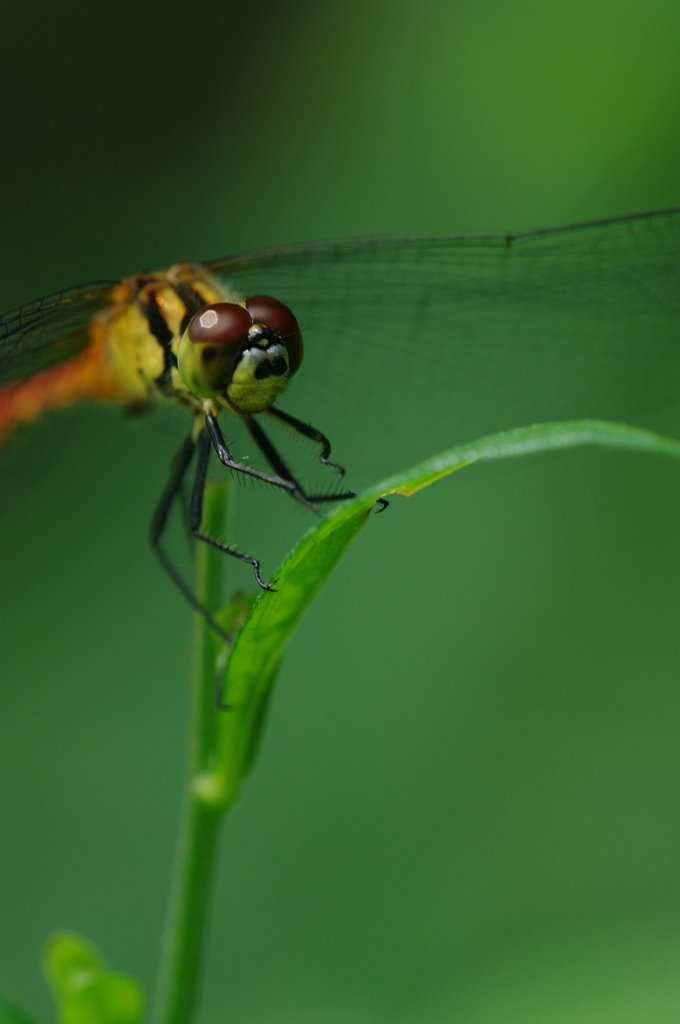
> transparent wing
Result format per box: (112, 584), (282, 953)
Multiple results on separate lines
(2, 210), (678, 489)
(204, 208), (680, 484)
(0, 280), (115, 385)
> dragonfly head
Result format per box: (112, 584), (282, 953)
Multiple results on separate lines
(177, 295), (303, 414)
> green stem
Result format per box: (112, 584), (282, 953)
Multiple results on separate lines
(151, 483), (231, 1024)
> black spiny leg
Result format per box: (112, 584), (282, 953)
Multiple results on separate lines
(151, 410), (388, 668)
(150, 433), (233, 645)
(246, 415), (356, 505)
(266, 405), (348, 476)
(266, 406), (389, 512)
(204, 408), (321, 512)
(190, 428), (274, 591)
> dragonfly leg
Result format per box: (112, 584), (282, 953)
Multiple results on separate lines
(245, 414), (357, 505)
(150, 432), (233, 645)
(264, 405), (388, 511)
(205, 408), (325, 512)
(190, 428), (275, 592)
(266, 405), (346, 475)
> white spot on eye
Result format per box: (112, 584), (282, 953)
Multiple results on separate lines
(199, 309), (219, 329)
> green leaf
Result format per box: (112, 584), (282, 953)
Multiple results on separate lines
(380, 418), (680, 495)
(199, 418), (680, 799)
(43, 933), (143, 1024)
(193, 490), (373, 807)
(43, 933), (105, 999)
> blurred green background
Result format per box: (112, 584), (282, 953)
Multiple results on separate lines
(1, 1), (679, 1022)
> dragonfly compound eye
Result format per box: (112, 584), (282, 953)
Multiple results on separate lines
(178, 303), (252, 399)
(246, 295), (304, 377)
(178, 298), (305, 413)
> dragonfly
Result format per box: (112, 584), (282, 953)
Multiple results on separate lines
(2, 208), (679, 645)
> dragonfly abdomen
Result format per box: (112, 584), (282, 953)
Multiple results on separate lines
(0, 333), (129, 440)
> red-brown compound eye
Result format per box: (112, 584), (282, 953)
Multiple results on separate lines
(178, 302), (254, 399)
(246, 295), (297, 335)
(246, 295), (303, 376)
(187, 302), (252, 349)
